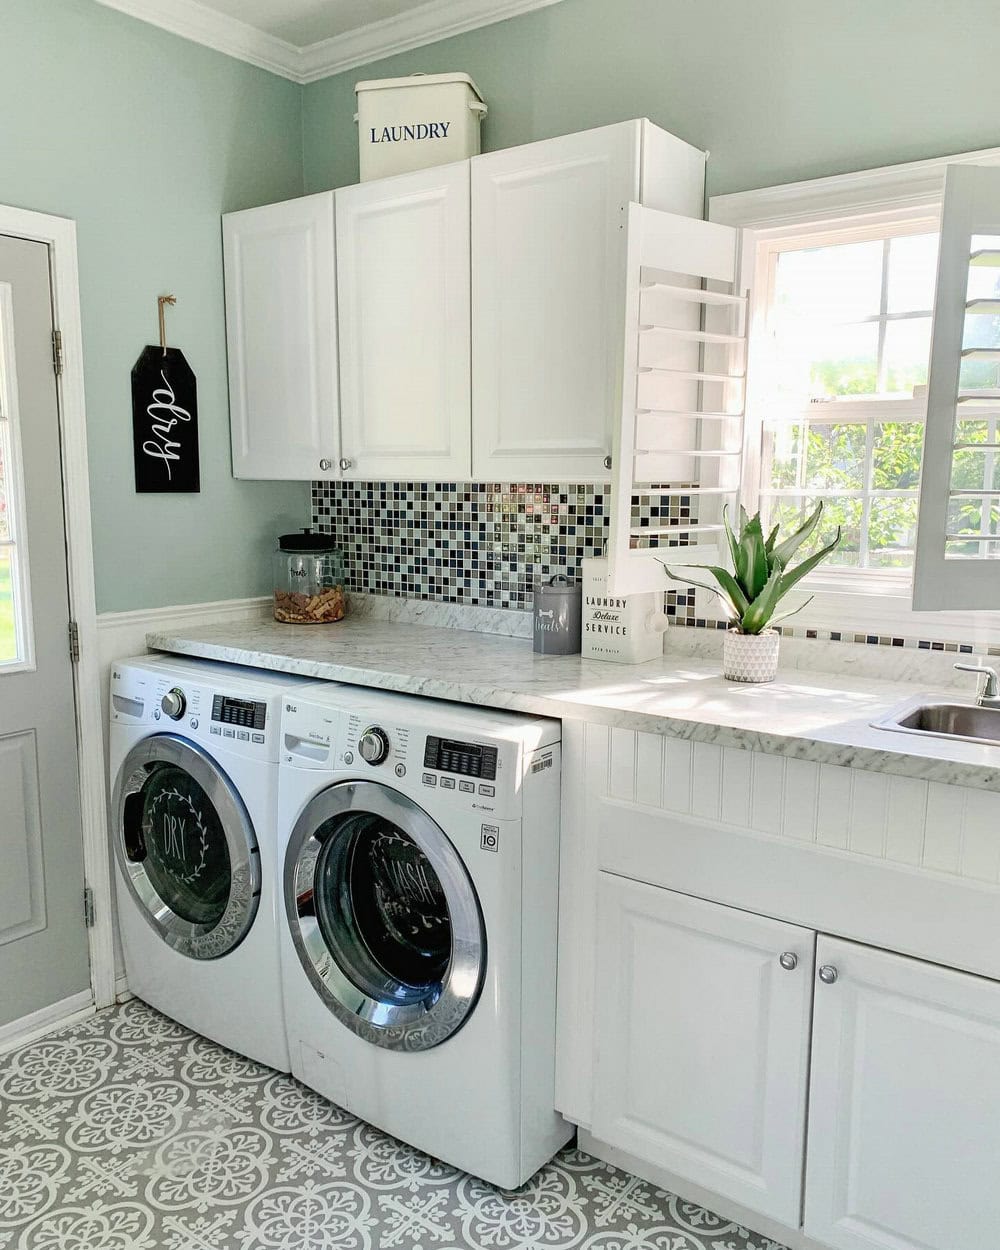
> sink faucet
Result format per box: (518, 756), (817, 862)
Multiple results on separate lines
(954, 663), (1000, 708)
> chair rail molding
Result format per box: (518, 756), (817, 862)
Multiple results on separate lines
(94, 0), (568, 83)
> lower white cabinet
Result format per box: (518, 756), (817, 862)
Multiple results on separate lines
(590, 876), (1000, 1250)
(805, 936), (1000, 1250)
(592, 874), (814, 1226)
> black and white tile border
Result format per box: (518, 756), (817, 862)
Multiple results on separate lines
(0, 999), (787, 1250)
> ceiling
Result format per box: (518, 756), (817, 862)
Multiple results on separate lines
(95, 0), (566, 83)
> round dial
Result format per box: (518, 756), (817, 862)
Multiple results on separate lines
(161, 688), (187, 720)
(358, 726), (390, 766)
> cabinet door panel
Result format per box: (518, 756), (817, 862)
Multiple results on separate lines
(592, 874), (813, 1225)
(806, 936), (1000, 1250)
(472, 124), (640, 481)
(223, 194), (339, 480)
(336, 163), (472, 480)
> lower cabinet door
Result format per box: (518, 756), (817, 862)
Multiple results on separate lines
(805, 936), (1000, 1250)
(592, 873), (814, 1226)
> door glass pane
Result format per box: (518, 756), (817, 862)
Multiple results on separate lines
(0, 548), (16, 664)
(315, 812), (452, 1001)
(134, 765), (232, 925)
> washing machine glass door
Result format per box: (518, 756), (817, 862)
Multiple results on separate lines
(286, 780), (485, 1052)
(113, 734), (261, 960)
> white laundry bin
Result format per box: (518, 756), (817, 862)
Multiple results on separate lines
(355, 73), (487, 181)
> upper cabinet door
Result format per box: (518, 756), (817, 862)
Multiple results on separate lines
(805, 936), (1000, 1250)
(223, 194), (340, 481)
(913, 164), (1000, 608)
(592, 874), (814, 1227)
(471, 124), (642, 482)
(336, 162), (472, 480)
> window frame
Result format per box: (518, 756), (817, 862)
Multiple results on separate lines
(0, 280), (36, 674)
(710, 145), (1000, 644)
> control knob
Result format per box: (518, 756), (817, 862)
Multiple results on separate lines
(358, 726), (390, 766)
(161, 688), (187, 720)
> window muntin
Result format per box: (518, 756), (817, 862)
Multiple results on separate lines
(0, 287), (31, 669)
(755, 225), (940, 576)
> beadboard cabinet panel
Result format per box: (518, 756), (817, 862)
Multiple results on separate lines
(592, 874), (813, 1226)
(805, 937), (1000, 1250)
(336, 163), (472, 479)
(224, 194), (340, 481)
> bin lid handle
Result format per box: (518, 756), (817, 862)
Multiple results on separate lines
(469, 101), (488, 116)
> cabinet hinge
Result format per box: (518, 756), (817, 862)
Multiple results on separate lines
(83, 885), (96, 929)
(51, 329), (64, 377)
(68, 619), (80, 662)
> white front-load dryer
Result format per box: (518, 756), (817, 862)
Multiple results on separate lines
(109, 655), (310, 1072)
(277, 682), (573, 1188)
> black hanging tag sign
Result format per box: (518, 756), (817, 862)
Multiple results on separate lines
(131, 294), (200, 493)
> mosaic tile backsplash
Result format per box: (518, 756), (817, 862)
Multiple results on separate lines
(312, 480), (694, 613)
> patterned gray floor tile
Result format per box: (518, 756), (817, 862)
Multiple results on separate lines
(0, 1000), (788, 1249)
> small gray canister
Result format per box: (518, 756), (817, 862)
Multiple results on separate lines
(533, 575), (582, 655)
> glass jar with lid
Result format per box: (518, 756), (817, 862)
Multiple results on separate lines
(274, 529), (346, 624)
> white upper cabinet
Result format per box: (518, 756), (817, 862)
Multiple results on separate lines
(223, 194), (340, 480)
(591, 875), (814, 1227)
(336, 162), (472, 480)
(472, 120), (706, 482)
(805, 937), (1000, 1250)
(914, 164), (1000, 609)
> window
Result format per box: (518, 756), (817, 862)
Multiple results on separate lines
(0, 285), (32, 668)
(751, 221), (940, 586)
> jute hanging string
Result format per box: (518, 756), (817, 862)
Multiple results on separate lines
(131, 293), (200, 493)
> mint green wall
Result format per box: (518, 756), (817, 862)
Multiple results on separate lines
(303, 0), (1000, 198)
(0, 0), (308, 612)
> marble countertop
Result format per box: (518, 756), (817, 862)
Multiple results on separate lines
(146, 615), (1000, 792)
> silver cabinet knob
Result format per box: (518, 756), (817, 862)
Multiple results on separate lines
(603, 455), (613, 470)
(779, 952), (798, 971)
(339, 457), (353, 472)
(818, 965), (839, 985)
(318, 458), (332, 471)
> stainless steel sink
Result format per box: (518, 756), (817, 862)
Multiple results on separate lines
(874, 701), (1000, 746)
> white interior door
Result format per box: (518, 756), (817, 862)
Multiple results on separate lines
(336, 162), (472, 479)
(471, 125), (639, 481)
(0, 234), (90, 1028)
(592, 874), (813, 1226)
(805, 935), (1000, 1250)
(223, 193), (340, 481)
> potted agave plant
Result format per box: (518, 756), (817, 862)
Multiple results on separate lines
(662, 502), (841, 683)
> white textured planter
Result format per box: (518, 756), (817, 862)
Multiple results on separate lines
(723, 629), (780, 683)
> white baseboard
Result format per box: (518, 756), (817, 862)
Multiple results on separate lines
(0, 990), (96, 1055)
(115, 975), (132, 1004)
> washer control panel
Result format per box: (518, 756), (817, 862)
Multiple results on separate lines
(423, 736), (498, 781)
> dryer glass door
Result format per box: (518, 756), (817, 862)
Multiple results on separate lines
(114, 735), (261, 960)
(286, 780), (485, 1052)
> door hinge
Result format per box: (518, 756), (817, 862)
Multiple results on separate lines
(51, 329), (64, 376)
(68, 619), (80, 662)
(83, 885), (96, 929)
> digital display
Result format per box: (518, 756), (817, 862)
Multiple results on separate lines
(211, 695), (266, 730)
(423, 736), (498, 780)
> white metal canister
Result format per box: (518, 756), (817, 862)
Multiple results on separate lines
(354, 73), (487, 181)
(581, 558), (668, 664)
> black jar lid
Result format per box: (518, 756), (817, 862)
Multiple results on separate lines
(278, 527), (340, 554)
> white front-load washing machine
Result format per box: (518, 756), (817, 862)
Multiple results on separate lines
(277, 682), (573, 1188)
(109, 655), (310, 1072)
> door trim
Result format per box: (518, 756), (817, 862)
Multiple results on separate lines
(0, 204), (114, 1013)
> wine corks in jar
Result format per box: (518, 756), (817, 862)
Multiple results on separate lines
(274, 586), (346, 624)
(274, 529), (347, 626)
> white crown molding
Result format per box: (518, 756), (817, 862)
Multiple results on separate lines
(296, 0), (566, 83)
(95, 0), (567, 84)
(710, 144), (1000, 230)
(94, 0), (303, 80)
